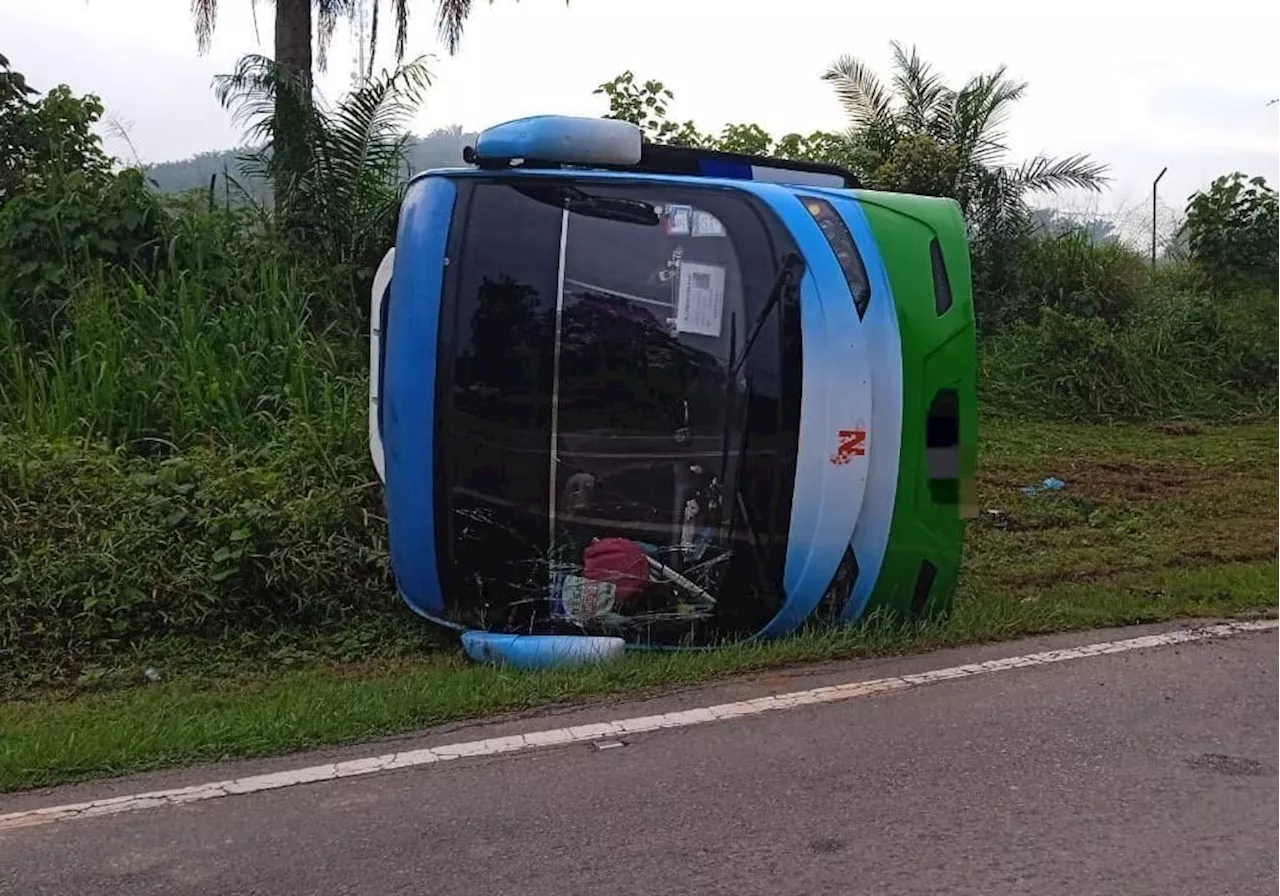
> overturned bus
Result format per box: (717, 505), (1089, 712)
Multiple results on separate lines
(369, 116), (976, 666)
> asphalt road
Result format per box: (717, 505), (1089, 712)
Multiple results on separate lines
(1, 622), (1276, 896)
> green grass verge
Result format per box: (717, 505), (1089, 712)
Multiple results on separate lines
(1, 419), (1275, 793)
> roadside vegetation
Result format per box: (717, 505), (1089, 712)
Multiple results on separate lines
(1, 419), (1274, 792)
(0, 41), (1275, 790)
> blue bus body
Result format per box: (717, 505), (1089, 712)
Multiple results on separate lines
(371, 165), (911, 660)
(370, 119), (967, 664)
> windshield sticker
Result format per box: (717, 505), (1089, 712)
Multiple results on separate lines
(665, 204), (692, 236)
(675, 262), (726, 337)
(691, 210), (726, 238)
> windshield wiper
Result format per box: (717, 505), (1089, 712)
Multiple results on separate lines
(512, 183), (660, 226)
(720, 250), (804, 484)
(715, 251), (805, 591)
(728, 252), (804, 383)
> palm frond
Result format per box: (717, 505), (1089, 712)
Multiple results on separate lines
(393, 0), (410, 60)
(235, 147), (274, 186)
(308, 56), (433, 261)
(823, 53), (896, 132)
(321, 55), (431, 170)
(214, 53), (320, 192)
(434, 0), (560, 57)
(213, 55), (288, 142)
(191, 0), (218, 54)
(966, 167), (1033, 242)
(316, 2), (339, 72)
(925, 86), (957, 141)
(435, 0), (476, 55)
(951, 67), (1027, 168)
(890, 41), (949, 137)
(1009, 154), (1111, 194)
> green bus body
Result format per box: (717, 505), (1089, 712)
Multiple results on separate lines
(857, 191), (978, 622)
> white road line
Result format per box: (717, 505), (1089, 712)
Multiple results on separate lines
(2, 618), (1274, 833)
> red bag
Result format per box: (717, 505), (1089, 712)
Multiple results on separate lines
(582, 538), (650, 608)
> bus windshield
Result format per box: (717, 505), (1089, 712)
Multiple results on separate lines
(436, 177), (802, 645)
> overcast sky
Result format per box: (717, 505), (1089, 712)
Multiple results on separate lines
(5, 0), (1277, 228)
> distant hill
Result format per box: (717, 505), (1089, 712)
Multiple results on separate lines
(141, 125), (480, 200)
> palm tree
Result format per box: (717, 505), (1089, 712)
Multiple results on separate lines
(191, 0), (519, 197)
(194, 0), (361, 205)
(192, 0), (536, 83)
(822, 42), (1109, 238)
(193, 1), (408, 89)
(215, 53), (433, 292)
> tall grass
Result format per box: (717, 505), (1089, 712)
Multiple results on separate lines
(979, 234), (1278, 422)
(0, 256), (365, 455)
(0, 244), (389, 690)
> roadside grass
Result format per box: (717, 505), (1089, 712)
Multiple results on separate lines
(1, 419), (1275, 793)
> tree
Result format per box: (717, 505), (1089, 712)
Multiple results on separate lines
(0, 54), (165, 338)
(594, 71), (868, 172)
(1, 52), (112, 204)
(1, 51), (40, 203)
(190, 0), (519, 199)
(1183, 172), (1279, 287)
(192, 0), (541, 88)
(193, 0), (326, 199)
(593, 72), (709, 147)
(822, 42), (1109, 239)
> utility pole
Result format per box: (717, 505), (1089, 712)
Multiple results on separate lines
(1152, 166), (1168, 269)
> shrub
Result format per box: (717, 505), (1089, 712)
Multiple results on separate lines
(0, 54), (172, 337)
(980, 287), (1278, 422)
(0, 168), (168, 337)
(1, 54), (112, 203)
(0, 432), (393, 687)
(1183, 172), (1278, 287)
(991, 229), (1149, 330)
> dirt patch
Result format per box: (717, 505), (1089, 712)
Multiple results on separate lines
(975, 470), (1023, 493)
(971, 509), (1075, 533)
(977, 461), (1210, 503)
(1150, 421), (1206, 437)
(1001, 565), (1141, 590)
(1172, 522), (1280, 570)
(1166, 544), (1279, 569)
(808, 838), (848, 855)
(1055, 460), (1213, 502)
